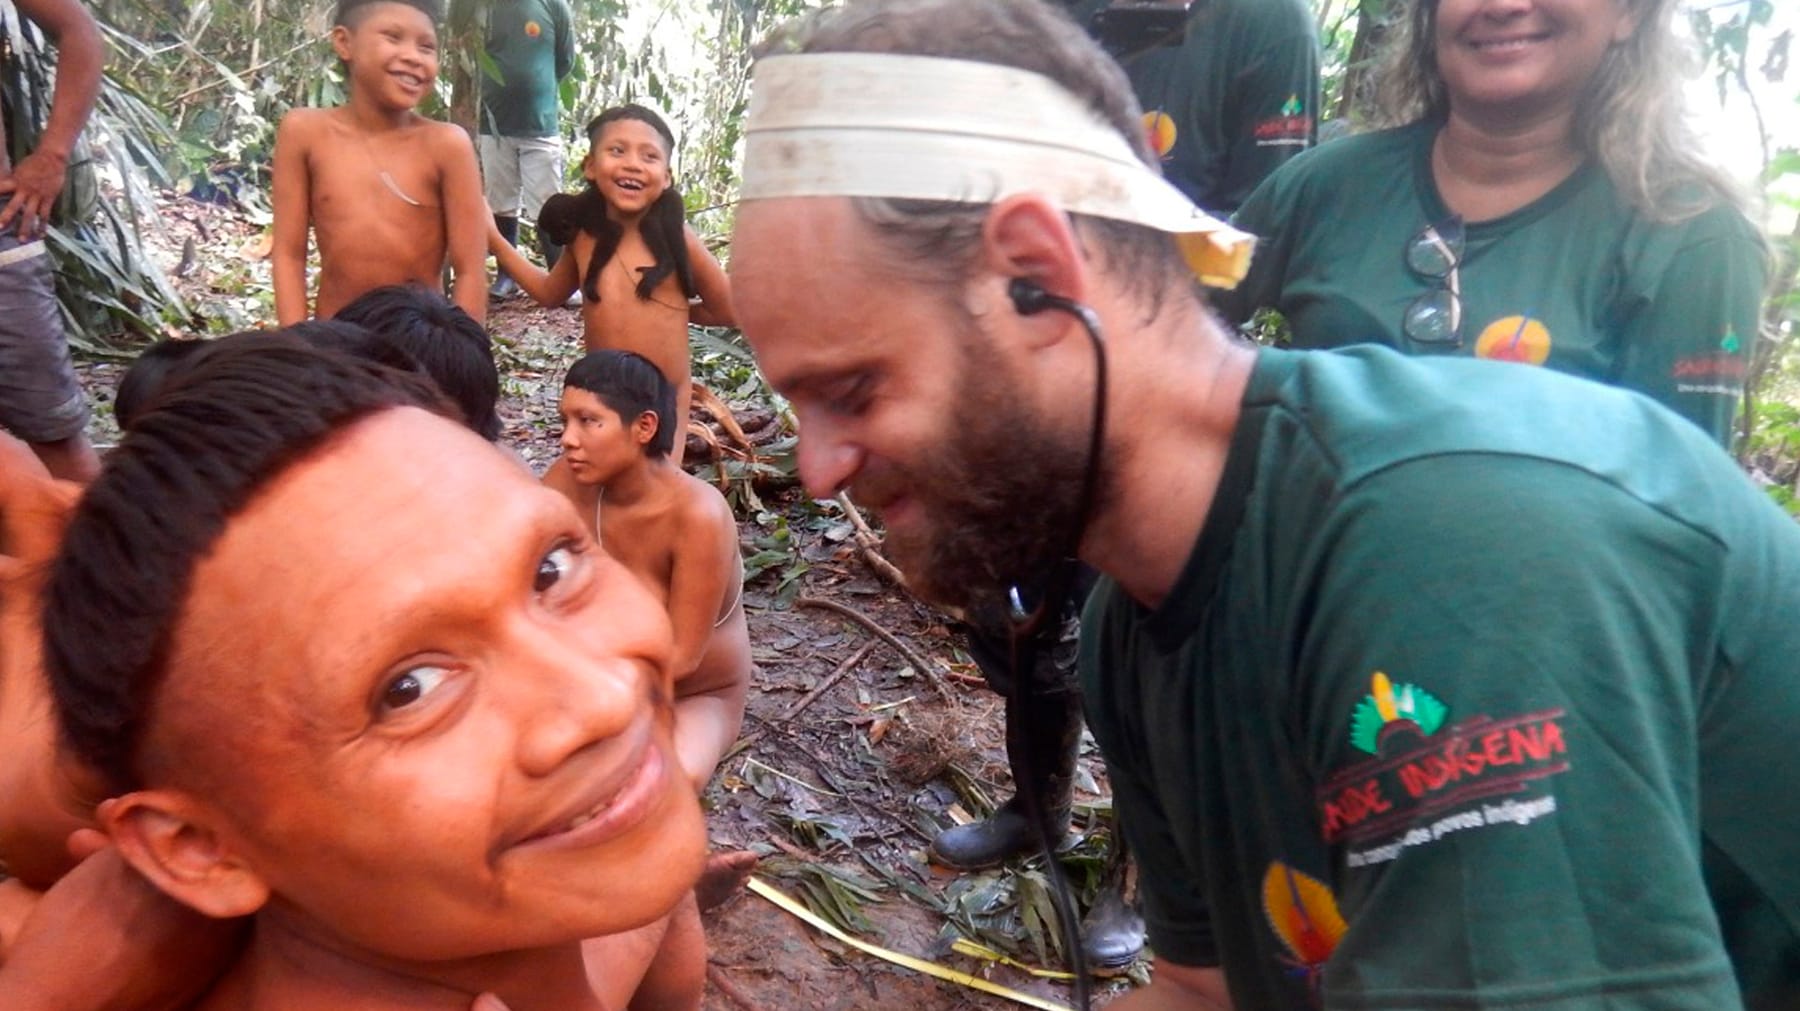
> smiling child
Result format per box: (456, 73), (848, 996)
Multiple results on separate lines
(271, 0), (488, 324)
(488, 105), (734, 460)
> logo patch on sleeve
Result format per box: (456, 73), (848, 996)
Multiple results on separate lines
(1319, 673), (1570, 863)
(1263, 861), (1344, 1003)
(1252, 94), (1313, 148)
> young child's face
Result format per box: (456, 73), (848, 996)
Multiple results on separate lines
(148, 408), (704, 960)
(584, 119), (674, 217)
(332, 2), (440, 112)
(559, 387), (654, 486)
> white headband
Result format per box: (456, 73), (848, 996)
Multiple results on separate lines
(739, 52), (1253, 288)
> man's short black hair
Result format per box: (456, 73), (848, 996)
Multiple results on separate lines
(114, 339), (210, 431)
(334, 0), (442, 28)
(335, 285), (503, 441)
(44, 332), (453, 791)
(113, 323), (424, 432)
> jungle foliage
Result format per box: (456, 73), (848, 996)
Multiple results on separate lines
(3, 0), (1797, 486)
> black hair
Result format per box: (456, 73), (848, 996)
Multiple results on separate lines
(563, 349), (677, 458)
(334, 285), (503, 440)
(43, 333), (453, 790)
(112, 323), (423, 433)
(537, 105), (694, 306)
(334, 0), (441, 28)
(115, 340), (209, 431)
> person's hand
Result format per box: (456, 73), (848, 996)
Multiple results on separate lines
(0, 837), (245, 1011)
(0, 148), (69, 241)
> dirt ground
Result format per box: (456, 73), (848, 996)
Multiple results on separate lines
(70, 196), (1136, 1011)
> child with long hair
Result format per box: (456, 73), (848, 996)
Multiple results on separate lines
(489, 105), (734, 461)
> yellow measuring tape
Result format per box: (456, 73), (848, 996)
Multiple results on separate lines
(745, 876), (1076, 1011)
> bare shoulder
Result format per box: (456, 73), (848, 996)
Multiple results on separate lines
(676, 471), (737, 541)
(418, 118), (477, 156)
(275, 107), (331, 145)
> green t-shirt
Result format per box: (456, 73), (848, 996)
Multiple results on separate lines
(478, 0), (574, 139)
(1081, 346), (1800, 1010)
(1215, 121), (1767, 446)
(1064, 0), (1318, 213)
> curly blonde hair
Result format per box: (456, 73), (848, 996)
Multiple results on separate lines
(1371, 0), (1750, 223)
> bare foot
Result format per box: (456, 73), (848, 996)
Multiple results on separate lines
(694, 850), (757, 913)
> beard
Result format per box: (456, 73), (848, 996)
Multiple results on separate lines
(861, 339), (1098, 612)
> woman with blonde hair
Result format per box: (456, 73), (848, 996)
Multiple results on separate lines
(1215, 0), (1765, 446)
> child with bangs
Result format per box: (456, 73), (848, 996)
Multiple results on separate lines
(546, 350), (750, 791)
(271, 0), (488, 325)
(488, 105), (735, 462)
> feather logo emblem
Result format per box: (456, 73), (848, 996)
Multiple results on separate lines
(1349, 671), (1448, 755)
(1263, 862), (1345, 997)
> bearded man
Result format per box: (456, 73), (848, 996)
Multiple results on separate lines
(726, 2), (1800, 1009)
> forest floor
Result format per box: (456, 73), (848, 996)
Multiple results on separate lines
(69, 193), (1139, 1011)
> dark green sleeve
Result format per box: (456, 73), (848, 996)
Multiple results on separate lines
(1098, 750), (1222, 968)
(1299, 455), (1741, 1007)
(1211, 31), (1319, 214)
(551, 0), (574, 82)
(1611, 221), (1766, 447)
(1078, 590), (1221, 969)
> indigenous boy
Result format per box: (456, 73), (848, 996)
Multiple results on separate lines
(490, 106), (734, 456)
(546, 350), (751, 791)
(35, 338), (709, 1010)
(272, 0), (488, 325)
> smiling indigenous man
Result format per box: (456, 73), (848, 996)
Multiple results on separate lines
(37, 337), (707, 1011)
(726, 2), (1800, 1009)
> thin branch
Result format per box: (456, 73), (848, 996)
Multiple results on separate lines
(833, 492), (909, 588)
(777, 641), (876, 724)
(794, 596), (953, 704)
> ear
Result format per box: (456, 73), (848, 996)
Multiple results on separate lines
(970, 193), (1089, 347)
(330, 25), (353, 62)
(632, 409), (660, 449)
(100, 792), (271, 920)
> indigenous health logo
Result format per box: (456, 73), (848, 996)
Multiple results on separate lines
(1142, 110), (1178, 159)
(1317, 672), (1570, 861)
(1253, 94), (1312, 148)
(1474, 314), (1552, 365)
(1263, 862), (1345, 1002)
(1671, 328), (1749, 396)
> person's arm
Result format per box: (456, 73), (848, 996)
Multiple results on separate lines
(1611, 215), (1768, 448)
(270, 113), (314, 326)
(552, 0), (575, 82)
(489, 214), (580, 306)
(0, 0), (101, 239)
(1210, 24), (1320, 215)
(437, 124), (491, 325)
(664, 494), (748, 788)
(684, 226), (735, 328)
(1296, 455), (1744, 1006)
